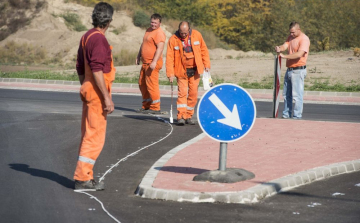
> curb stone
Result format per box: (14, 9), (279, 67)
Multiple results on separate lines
(1, 77), (359, 98)
(135, 133), (360, 204)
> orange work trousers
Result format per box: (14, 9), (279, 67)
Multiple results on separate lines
(73, 79), (113, 181)
(177, 72), (200, 120)
(139, 64), (161, 110)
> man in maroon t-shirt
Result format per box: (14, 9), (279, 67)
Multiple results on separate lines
(74, 2), (115, 191)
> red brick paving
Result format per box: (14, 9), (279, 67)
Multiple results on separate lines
(152, 118), (360, 192)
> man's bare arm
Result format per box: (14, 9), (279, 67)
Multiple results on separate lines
(275, 43), (288, 54)
(280, 50), (306, 60)
(136, 44), (142, 65)
(78, 75), (85, 85)
(150, 42), (165, 70)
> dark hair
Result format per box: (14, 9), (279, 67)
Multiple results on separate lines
(289, 21), (300, 29)
(92, 2), (114, 28)
(151, 13), (162, 23)
(178, 21), (191, 30)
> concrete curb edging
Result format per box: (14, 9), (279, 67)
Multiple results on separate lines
(135, 133), (360, 204)
(2, 78), (360, 105)
(2, 77), (360, 98)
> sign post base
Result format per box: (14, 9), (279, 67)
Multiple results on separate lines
(193, 168), (255, 183)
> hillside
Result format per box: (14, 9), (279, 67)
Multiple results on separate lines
(0, 0), (165, 64)
(0, 0), (359, 89)
(0, 0), (272, 65)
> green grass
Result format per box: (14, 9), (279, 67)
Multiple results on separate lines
(238, 81), (273, 89)
(309, 80), (360, 92)
(0, 70), (79, 81)
(1, 70), (359, 92)
(0, 69), (176, 85)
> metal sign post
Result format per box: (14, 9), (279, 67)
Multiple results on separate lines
(194, 84), (256, 183)
(272, 55), (281, 118)
(218, 142), (228, 171)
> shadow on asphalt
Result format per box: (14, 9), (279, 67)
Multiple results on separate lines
(252, 181), (360, 203)
(123, 114), (172, 123)
(8, 164), (74, 189)
(154, 166), (209, 174)
(277, 191), (360, 203)
(114, 106), (136, 112)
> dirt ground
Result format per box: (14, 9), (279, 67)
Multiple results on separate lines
(1, 50), (359, 87)
(1, 0), (359, 87)
(95, 50), (360, 86)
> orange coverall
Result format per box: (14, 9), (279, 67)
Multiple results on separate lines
(139, 27), (166, 111)
(74, 31), (115, 181)
(166, 29), (211, 119)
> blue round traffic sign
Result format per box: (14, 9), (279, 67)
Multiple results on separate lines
(197, 83), (256, 142)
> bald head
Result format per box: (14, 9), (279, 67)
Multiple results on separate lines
(178, 21), (190, 39)
(179, 21), (190, 30)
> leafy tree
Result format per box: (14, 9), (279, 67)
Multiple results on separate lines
(70, 0), (360, 52)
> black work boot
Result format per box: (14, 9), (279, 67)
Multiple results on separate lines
(135, 108), (148, 113)
(144, 109), (162, 114)
(177, 118), (185, 126)
(74, 179), (105, 191)
(186, 118), (195, 125)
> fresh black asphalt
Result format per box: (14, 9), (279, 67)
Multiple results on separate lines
(0, 89), (359, 223)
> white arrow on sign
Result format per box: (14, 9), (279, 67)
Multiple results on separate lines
(209, 94), (242, 130)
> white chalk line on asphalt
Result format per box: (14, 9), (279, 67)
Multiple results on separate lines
(74, 191), (121, 223)
(99, 115), (174, 182)
(74, 114), (174, 223)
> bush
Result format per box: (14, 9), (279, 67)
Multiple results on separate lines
(317, 37), (330, 51)
(133, 10), (149, 28)
(61, 12), (87, 32)
(195, 27), (231, 50)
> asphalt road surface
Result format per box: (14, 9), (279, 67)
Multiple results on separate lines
(0, 89), (359, 223)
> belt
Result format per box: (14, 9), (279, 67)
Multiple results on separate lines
(288, 66), (306, 71)
(186, 67), (197, 71)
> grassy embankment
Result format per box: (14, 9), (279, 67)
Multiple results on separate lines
(1, 63), (360, 92)
(1, 41), (359, 91)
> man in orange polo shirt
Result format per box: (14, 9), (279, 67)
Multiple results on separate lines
(136, 14), (166, 114)
(275, 21), (310, 119)
(166, 21), (211, 125)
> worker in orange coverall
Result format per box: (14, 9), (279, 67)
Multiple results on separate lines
(136, 14), (166, 114)
(74, 2), (115, 191)
(166, 21), (211, 126)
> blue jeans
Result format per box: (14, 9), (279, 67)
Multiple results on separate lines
(282, 68), (307, 118)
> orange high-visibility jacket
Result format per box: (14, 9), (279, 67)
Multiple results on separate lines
(166, 29), (210, 78)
